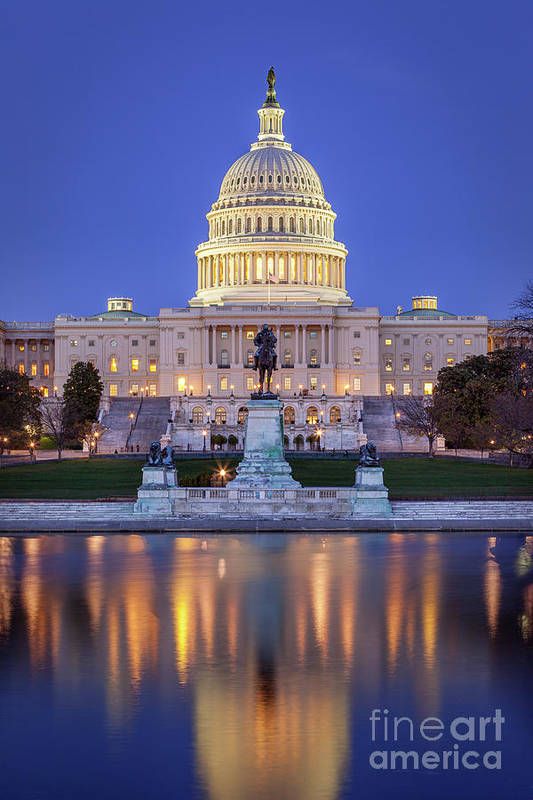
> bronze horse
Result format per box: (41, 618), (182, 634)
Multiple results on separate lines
(253, 324), (277, 395)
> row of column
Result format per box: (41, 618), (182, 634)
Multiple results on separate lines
(202, 324), (335, 367)
(197, 252), (345, 291)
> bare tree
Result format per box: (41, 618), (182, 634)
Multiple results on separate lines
(509, 281), (533, 337)
(40, 399), (69, 461)
(490, 392), (533, 466)
(395, 396), (441, 456)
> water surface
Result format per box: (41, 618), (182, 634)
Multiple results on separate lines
(0, 533), (531, 799)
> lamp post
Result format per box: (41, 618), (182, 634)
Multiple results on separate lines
(202, 428), (207, 452)
(219, 468), (227, 487)
(0, 436), (8, 468)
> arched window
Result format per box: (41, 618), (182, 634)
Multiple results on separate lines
(215, 407), (227, 425)
(294, 434), (304, 451)
(309, 218), (314, 234)
(215, 221), (219, 236)
(192, 407), (204, 424)
(236, 218), (242, 234)
(221, 220), (225, 235)
(290, 217), (296, 233)
(279, 216), (284, 232)
(257, 217), (262, 232)
(267, 216), (273, 231)
(228, 219), (233, 234)
(237, 407), (248, 425)
(220, 349), (229, 366)
(316, 219), (321, 235)
(306, 406), (319, 424)
(329, 406), (341, 423)
(284, 406), (296, 424)
(299, 218), (305, 233)
(246, 217), (251, 233)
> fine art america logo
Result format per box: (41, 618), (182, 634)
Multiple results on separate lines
(369, 708), (505, 771)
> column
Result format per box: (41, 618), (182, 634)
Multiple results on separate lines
(329, 324), (334, 364)
(231, 326), (236, 365)
(320, 325), (325, 366)
(235, 325), (241, 364)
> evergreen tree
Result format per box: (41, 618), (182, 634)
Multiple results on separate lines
(0, 366), (42, 449)
(62, 362), (104, 443)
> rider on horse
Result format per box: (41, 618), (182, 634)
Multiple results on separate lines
(253, 324), (278, 394)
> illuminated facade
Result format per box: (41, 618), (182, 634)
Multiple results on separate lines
(1, 70), (519, 450)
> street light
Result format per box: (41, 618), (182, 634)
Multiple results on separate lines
(202, 428), (207, 451)
(219, 468), (227, 487)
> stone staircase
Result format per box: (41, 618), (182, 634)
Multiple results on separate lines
(98, 397), (142, 453)
(362, 396), (427, 453)
(127, 396), (171, 453)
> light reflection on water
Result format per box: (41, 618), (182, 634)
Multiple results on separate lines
(0, 533), (531, 800)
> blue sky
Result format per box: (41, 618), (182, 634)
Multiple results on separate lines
(1, 0), (531, 320)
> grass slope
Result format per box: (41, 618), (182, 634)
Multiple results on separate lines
(0, 456), (531, 500)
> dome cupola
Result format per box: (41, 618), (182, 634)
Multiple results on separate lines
(191, 69), (351, 307)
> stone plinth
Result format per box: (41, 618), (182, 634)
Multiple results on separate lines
(352, 466), (392, 516)
(231, 398), (301, 488)
(134, 465), (177, 514)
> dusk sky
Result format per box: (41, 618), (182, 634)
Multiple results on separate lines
(1, 0), (531, 321)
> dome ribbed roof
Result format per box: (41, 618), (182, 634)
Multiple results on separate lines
(218, 146), (325, 203)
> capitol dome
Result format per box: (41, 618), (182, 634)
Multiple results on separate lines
(190, 69), (351, 307)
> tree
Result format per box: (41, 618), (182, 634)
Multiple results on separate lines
(490, 392), (533, 466)
(62, 362), (103, 444)
(0, 366), (42, 449)
(395, 396), (440, 456)
(211, 433), (227, 450)
(433, 347), (533, 449)
(40, 399), (69, 461)
(509, 281), (533, 337)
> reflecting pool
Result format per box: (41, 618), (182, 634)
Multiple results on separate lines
(0, 533), (531, 799)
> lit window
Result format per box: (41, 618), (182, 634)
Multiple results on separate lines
(402, 383), (411, 395)
(402, 358), (411, 372)
(43, 343), (49, 351)
(446, 357), (455, 366)
(149, 384), (157, 397)
(423, 353), (433, 371)
(109, 357), (118, 373)
(70, 339), (78, 347)
(447, 338), (454, 345)
(43, 362), (50, 377)
(30, 343), (37, 352)
(246, 377), (254, 390)
(177, 376), (186, 393)
(221, 331), (228, 339)
(192, 407), (204, 424)
(385, 358), (393, 372)
(464, 338), (472, 346)
(246, 330), (255, 340)
(309, 349), (318, 365)
(220, 376), (228, 391)
(424, 382), (433, 395)
(353, 377), (361, 392)
(385, 383), (395, 395)
(284, 406), (295, 424)
(284, 376), (291, 390)
(330, 406), (341, 423)
(18, 343), (25, 352)
(41, 387), (49, 397)
(310, 376), (318, 390)
(385, 338), (392, 346)
(131, 339), (138, 347)
(109, 384), (118, 397)
(18, 363), (25, 375)
(246, 350), (254, 366)
(215, 407), (226, 425)
(149, 359), (157, 373)
(177, 352), (185, 366)
(131, 358), (139, 372)
(30, 362), (37, 377)
(306, 406), (319, 424)
(130, 384), (139, 396)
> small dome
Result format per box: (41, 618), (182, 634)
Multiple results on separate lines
(218, 147), (325, 204)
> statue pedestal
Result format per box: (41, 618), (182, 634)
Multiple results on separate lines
(353, 466), (392, 516)
(231, 398), (301, 489)
(134, 465), (177, 514)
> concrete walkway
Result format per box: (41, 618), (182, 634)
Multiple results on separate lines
(0, 500), (531, 532)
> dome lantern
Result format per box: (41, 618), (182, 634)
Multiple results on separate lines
(256, 66), (286, 146)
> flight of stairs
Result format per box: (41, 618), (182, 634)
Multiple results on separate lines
(362, 396), (427, 453)
(98, 397), (170, 454)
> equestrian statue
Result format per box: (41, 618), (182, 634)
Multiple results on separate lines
(253, 323), (278, 396)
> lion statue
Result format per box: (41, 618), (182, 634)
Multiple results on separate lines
(147, 441), (162, 466)
(359, 441), (380, 467)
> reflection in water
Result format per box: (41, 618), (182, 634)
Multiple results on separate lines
(0, 533), (531, 800)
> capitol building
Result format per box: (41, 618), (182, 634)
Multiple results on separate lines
(0, 71), (521, 452)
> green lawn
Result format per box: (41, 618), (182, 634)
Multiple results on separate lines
(0, 455), (531, 500)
